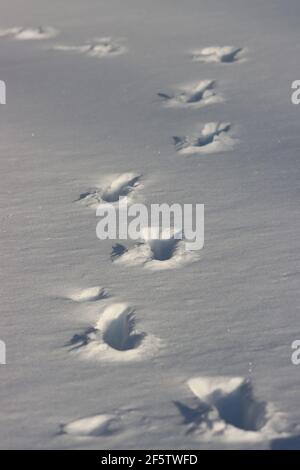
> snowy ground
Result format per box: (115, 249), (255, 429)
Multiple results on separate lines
(0, 0), (300, 450)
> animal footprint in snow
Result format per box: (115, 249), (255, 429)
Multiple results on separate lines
(67, 303), (159, 361)
(68, 286), (108, 302)
(175, 376), (290, 443)
(54, 37), (126, 58)
(62, 413), (120, 437)
(111, 227), (201, 270)
(192, 46), (244, 63)
(61, 406), (150, 439)
(174, 122), (235, 155)
(0, 26), (58, 40)
(76, 173), (141, 208)
(158, 80), (223, 108)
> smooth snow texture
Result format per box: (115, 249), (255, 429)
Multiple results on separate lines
(158, 80), (223, 108)
(192, 46), (244, 63)
(174, 122), (235, 155)
(0, 26), (58, 40)
(54, 37), (127, 58)
(62, 414), (120, 437)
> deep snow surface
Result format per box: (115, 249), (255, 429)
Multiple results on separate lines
(0, 0), (300, 449)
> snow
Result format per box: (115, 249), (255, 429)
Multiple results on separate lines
(173, 122), (235, 155)
(67, 302), (161, 363)
(158, 80), (223, 108)
(0, 26), (58, 40)
(62, 413), (119, 437)
(68, 286), (107, 302)
(191, 46), (245, 64)
(0, 0), (300, 450)
(53, 37), (127, 59)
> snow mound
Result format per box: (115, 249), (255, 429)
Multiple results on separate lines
(62, 414), (119, 437)
(68, 286), (108, 302)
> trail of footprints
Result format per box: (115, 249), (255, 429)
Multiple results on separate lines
(0, 25), (126, 58)
(2, 25), (291, 444)
(65, 40), (293, 445)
